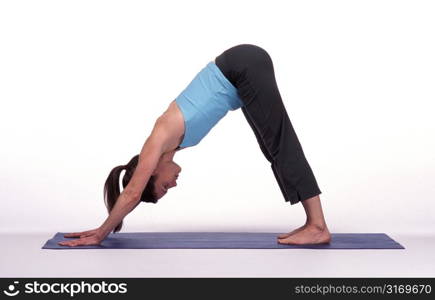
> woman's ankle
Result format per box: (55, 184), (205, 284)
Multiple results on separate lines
(305, 220), (328, 231)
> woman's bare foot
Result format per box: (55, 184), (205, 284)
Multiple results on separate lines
(277, 223), (309, 239)
(277, 224), (331, 245)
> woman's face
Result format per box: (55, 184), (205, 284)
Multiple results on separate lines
(152, 159), (182, 200)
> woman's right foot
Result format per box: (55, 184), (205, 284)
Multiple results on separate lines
(277, 224), (331, 245)
(277, 224), (309, 239)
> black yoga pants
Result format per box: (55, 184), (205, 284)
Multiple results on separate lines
(215, 44), (322, 205)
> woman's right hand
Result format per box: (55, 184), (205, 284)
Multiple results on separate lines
(63, 228), (100, 238)
(59, 228), (107, 247)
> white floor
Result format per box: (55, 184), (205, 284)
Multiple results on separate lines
(0, 233), (434, 278)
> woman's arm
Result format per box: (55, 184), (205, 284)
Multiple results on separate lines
(59, 119), (170, 246)
(99, 118), (172, 235)
(98, 133), (165, 237)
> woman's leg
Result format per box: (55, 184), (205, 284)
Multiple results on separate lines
(215, 44), (330, 244)
(215, 44), (321, 205)
(241, 105), (274, 162)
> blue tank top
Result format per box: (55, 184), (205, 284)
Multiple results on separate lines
(175, 61), (244, 148)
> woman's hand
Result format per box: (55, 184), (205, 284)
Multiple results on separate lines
(58, 228), (106, 247)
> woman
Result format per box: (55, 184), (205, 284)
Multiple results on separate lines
(59, 44), (331, 247)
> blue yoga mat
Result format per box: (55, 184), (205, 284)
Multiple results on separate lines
(42, 232), (404, 249)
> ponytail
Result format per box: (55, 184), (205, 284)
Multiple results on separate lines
(103, 154), (158, 233)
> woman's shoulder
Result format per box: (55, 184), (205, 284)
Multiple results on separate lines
(152, 100), (185, 151)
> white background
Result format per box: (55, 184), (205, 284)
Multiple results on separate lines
(1, 0), (434, 236)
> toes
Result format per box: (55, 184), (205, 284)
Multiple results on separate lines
(277, 238), (290, 245)
(277, 234), (290, 239)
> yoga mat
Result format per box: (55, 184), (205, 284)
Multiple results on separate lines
(42, 232), (404, 249)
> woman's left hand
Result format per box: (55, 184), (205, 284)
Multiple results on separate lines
(58, 228), (106, 247)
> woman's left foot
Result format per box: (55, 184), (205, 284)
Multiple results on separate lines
(277, 224), (331, 245)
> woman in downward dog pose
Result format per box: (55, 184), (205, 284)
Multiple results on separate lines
(59, 44), (331, 247)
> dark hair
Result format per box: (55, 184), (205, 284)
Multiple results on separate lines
(103, 154), (158, 233)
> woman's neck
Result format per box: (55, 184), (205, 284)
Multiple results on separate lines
(161, 150), (176, 161)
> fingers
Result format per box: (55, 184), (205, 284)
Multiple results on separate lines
(58, 240), (80, 247)
(58, 236), (100, 247)
(63, 232), (84, 238)
(58, 239), (83, 247)
(63, 230), (95, 238)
